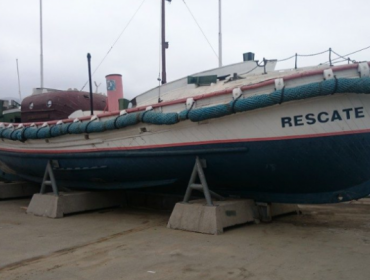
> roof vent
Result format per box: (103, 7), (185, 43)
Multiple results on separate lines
(243, 52), (255, 62)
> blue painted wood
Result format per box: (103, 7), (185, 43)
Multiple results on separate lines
(1, 132), (370, 203)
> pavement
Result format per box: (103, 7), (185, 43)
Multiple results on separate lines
(0, 197), (370, 280)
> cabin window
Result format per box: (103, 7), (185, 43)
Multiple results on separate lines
(29, 102), (34, 109)
(47, 100), (52, 108)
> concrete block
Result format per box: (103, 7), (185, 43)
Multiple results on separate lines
(27, 191), (126, 218)
(0, 182), (39, 199)
(167, 199), (257, 235)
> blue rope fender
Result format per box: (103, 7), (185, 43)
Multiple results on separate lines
(2, 77), (370, 141)
(141, 111), (179, 125)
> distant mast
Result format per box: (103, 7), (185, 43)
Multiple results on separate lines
(218, 0), (222, 67)
(161, 0), (171, 85)
(40, 0), (44, 89)
(16, 59), (22, 101)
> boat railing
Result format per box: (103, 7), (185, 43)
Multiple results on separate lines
(276, 46), (370, 69)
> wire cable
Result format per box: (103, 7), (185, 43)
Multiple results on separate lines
(297, 49), (329, 57)
(182, 0), (219, 60)
(277, 55), (295, 62)
(80, 0), (147, 91)
(337, 45), (370, 59)
(323, 45), (370, 64)
(331, 50), (354, 63)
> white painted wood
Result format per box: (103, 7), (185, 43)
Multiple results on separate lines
(1, 63), (369, 156)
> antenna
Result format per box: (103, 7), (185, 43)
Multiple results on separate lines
(218, 0), (222, 67)
(40, 0), (44, 89)
(94, 81), (101, 93)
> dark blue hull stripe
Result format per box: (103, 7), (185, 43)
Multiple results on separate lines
(1, 132), (370, 204)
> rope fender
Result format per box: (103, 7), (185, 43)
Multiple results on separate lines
(1, 77), (370, 141)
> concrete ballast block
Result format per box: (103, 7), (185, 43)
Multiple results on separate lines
(168, 199), (299, 234)
(167, 199), (257, 235)
(27, 191), (126, 218)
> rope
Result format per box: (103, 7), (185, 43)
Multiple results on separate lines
(231, 93), (243, 113)
(297, 49), (329, 57)
(9, 129), (16, 141)
(113, 115), (121, 129)
(242, 64), (259, 75)
(334, 45), (370, 60)
(332, 76), (338, 95)
(85, 119), (97, 133)
(140, 110), (149, 122)
(276, 46), (370, 67)
(80, 0), (147, 91)
(66, 123), (73, 134)
(331, 50), (350, 61)
(182, 0), (219, 60)
(20, 127), (28, 142)
(185, 101), (195, 119)
(279, 86), (285, 104)
(277, 55), (295, 62)
(332, 59), (350, 65)
(35, 126), (46, 139)
(323, 45), (370, 64)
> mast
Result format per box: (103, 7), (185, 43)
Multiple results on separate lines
(218, 0), (222, 67)
(161, 0), (170, 85)
(16, 59), (22, 101)
(40, 0), (44, 89)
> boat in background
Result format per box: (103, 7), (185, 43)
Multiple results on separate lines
(1, 88), (109, 124)
(0, 99), (21, 123)
(21, 88), (107, 123)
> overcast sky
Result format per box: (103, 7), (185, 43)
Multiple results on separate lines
(0, 0), (369, 101)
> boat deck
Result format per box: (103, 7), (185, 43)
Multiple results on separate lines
(0, 196), (369, 279)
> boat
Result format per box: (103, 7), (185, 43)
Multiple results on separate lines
(1, 1), (370, 204)
(0, 88), (109, 123)
(0, 99), (21, 123)
(1, 58), (370, 204)
(20, 88), (107, 123)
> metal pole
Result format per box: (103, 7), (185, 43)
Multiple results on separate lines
(16, 59), (22, 101)
(87, 53), (94, 116)
(195, 157), (213, 206)
(218, 0), (222, 67)
(161, 0), (167, 84)
(295, 53), (297, 69)
(183, 162), (198, 203)
(40, 0), (44, 89)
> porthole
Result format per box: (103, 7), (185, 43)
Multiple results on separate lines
(47, 100), (52, 108)
(29, 102), (34, 109)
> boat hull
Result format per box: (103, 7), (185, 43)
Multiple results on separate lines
(2, 66), (370, 203)
(1, 129), (370, 203)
